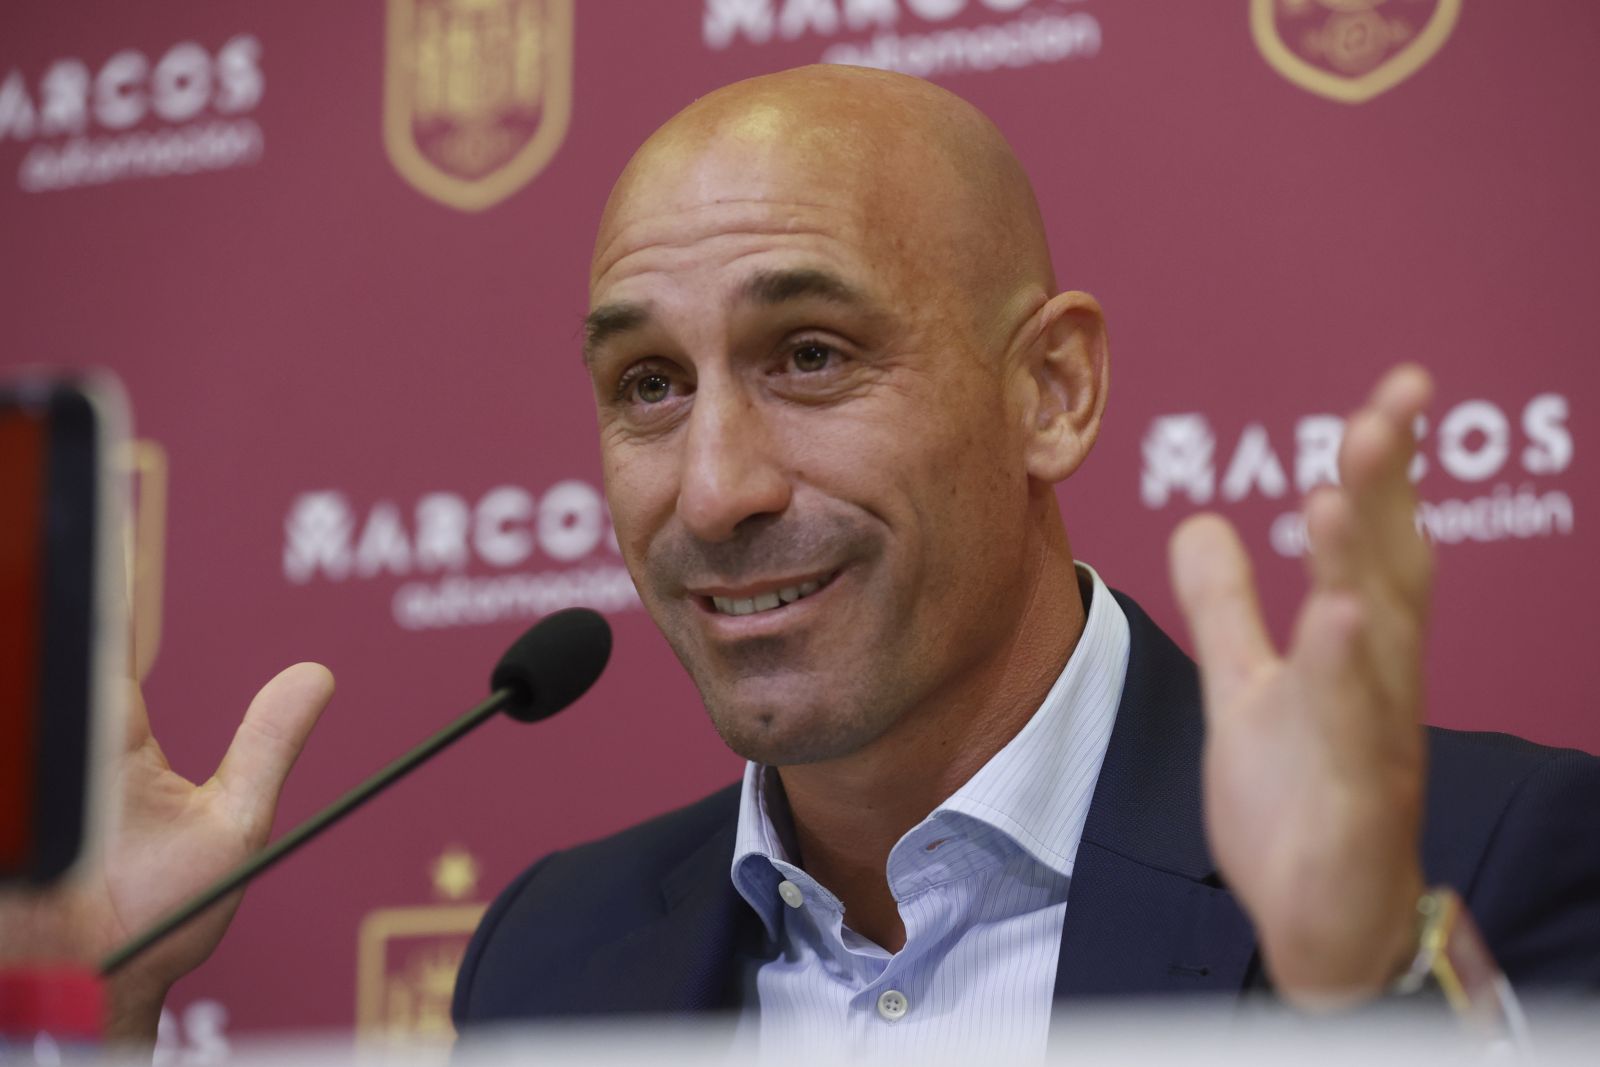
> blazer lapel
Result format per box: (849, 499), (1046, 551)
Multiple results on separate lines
(1052, 593), (1258, 1004)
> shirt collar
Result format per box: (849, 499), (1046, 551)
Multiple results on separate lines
(931, 561), (1129, 878)
(730, 562), (1131, 935)
(731, 762), (797, 939)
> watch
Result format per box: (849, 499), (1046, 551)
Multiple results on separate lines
(1390, 886), (1528, 1046)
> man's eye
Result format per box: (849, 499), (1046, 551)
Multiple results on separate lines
(633, 372), (671, 404)
(792, 343), (832, 373)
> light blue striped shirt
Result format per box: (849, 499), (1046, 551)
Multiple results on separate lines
(730, 563), (1131, 1059)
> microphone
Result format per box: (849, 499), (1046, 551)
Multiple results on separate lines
(99, 607), (612, 976)
(493, 604), (611, 722)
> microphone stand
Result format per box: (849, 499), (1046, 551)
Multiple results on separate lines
(100, 687), (519, 976)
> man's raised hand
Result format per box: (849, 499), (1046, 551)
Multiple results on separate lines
(0, 663), (333, 1041)
(1169, 364), (1435, 1006)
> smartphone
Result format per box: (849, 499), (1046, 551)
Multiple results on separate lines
(0, 373), (126, 886)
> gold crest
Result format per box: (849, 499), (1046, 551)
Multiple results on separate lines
(1251, 0), (1461, 104)
(384, 0), (573, 212)
(356, 848), (488, 1049)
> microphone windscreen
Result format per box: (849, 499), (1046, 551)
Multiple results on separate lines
(490, 607), (612, 722)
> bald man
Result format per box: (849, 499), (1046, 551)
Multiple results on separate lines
(8, 67), (1597, 1052)
(447, 67), (1600, 1050)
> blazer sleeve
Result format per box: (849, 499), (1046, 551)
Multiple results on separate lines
(1463, 748), (1600, 989)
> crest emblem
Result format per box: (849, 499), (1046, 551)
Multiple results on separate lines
(384, 0), (572, 212)
(357, 848), (487, 1048)
(1250, 0), (1461, 104)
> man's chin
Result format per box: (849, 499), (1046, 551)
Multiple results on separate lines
(702, 691), (888, 767)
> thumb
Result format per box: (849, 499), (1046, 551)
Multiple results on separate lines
(214, 663), (334, 832)
(1169, 514), (1274, 713)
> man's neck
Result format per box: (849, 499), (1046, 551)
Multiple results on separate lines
(773, 532), (1087, 951)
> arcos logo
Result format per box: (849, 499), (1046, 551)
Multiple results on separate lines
(700, 0), (1103, 80)
(1140, 392), (1578, 557)
(282, 481), (640, 631)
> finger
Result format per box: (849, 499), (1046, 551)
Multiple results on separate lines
(1170, 513), (1275, 712)
(214, 663), (335, 828)
(1313, 430), (1426, 715)
(1288, 591), (1419, 771)
(1340, 409), (1420, 550)
(1364, 363), (1433, 426)
(1340, 372), (1434, 610)
(122, 679), (154, 755)
(1303, 486), (1358, 591)
(1288, 592), (1373, 766)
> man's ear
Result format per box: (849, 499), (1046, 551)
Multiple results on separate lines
(1019, 290), (1110, 484)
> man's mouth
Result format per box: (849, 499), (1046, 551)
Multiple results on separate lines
(699, 571), (839, 617)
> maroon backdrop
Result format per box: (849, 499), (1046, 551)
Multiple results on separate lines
(3, 0), (1595, 1051)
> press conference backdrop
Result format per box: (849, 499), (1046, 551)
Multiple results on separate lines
(1, 0), (1595, 1051)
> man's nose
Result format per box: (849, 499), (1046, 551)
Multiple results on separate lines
(676, 386), (791, 543)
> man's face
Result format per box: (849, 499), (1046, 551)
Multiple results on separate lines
(584, 127), (1040, 766)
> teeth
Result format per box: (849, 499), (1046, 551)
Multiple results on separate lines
(711, 578), (828, 617)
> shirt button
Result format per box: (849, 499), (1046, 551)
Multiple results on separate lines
(876, 989), (909, 1021)
(776, 880), (804, 909)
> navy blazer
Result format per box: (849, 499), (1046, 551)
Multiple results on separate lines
(453, 593), (1600, 1026)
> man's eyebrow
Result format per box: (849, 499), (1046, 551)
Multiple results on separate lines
(582, 302), (650, 363)
(741, 268), (866, 308)
(581, 269), (869, 365)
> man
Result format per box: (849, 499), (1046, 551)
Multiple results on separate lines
(6, 66), (1596, 1052)
(446, 68), (1600, 1052)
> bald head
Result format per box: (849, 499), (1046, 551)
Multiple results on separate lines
(591, 65), (1056, 346)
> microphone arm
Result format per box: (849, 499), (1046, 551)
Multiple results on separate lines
(100, 686), (517, 976)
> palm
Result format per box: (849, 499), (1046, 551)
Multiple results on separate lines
(1203, 653), (1422, 951)
(98, 736), (254, 977)
(0, 664), (332, 1035)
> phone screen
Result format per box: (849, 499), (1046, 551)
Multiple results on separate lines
(0, 381), (109, 885)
